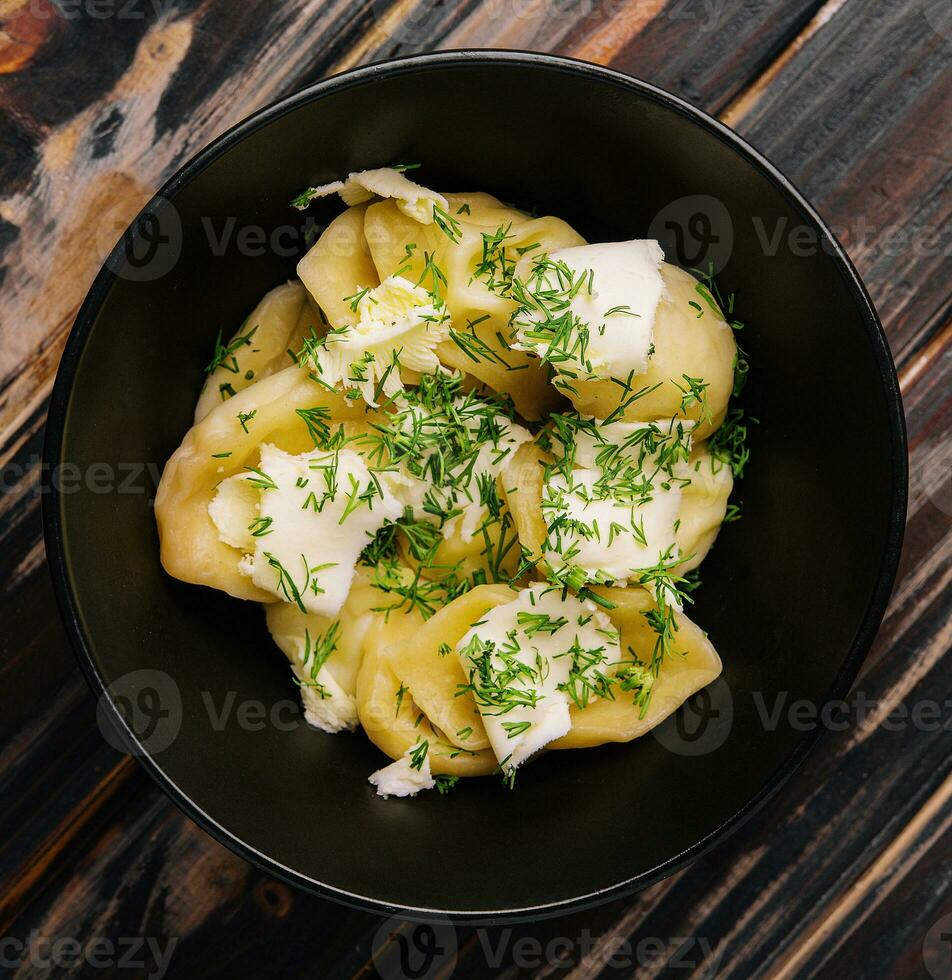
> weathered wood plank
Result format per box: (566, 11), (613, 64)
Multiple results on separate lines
(811, 800), (951, 980)
(0, 0), (455, 443)
(723, 0), (952, 365)
(568, 0), (829, 110)
(329, 0), (827, 113)
(772, 771), (952, 978)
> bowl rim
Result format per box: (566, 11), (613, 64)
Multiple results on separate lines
(42, 48), (908, 923)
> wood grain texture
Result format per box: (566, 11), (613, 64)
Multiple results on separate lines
(0, 0), (949, 976)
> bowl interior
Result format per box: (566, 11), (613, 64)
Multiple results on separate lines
(51, 55), (902, 918)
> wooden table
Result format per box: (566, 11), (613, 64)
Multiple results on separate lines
(1, 1), (949, 977)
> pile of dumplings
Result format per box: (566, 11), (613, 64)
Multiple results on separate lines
(156, 167), (744, 798)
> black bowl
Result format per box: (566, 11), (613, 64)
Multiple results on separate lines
(44, 50), (906, 921)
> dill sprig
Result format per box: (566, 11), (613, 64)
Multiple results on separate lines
(435, 774), (459, 794)
(205, 322), (259, 375)
(357, 373), (528, 604)
(432, 202), (462, 243)
(409, 738), (429, 771)
(709, 408), (751, 478)
(302, 622), (341, 680)
(507, 255), (595, 375)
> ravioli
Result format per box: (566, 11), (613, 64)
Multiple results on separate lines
(195, 281), (312, 423)
(365, 193), (584, 420)
(155, 165), (749, 797)
(501, 419), (734, 588)
(552, 263), (738, 439)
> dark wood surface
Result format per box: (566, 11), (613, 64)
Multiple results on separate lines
(1, 1), (950, 977)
